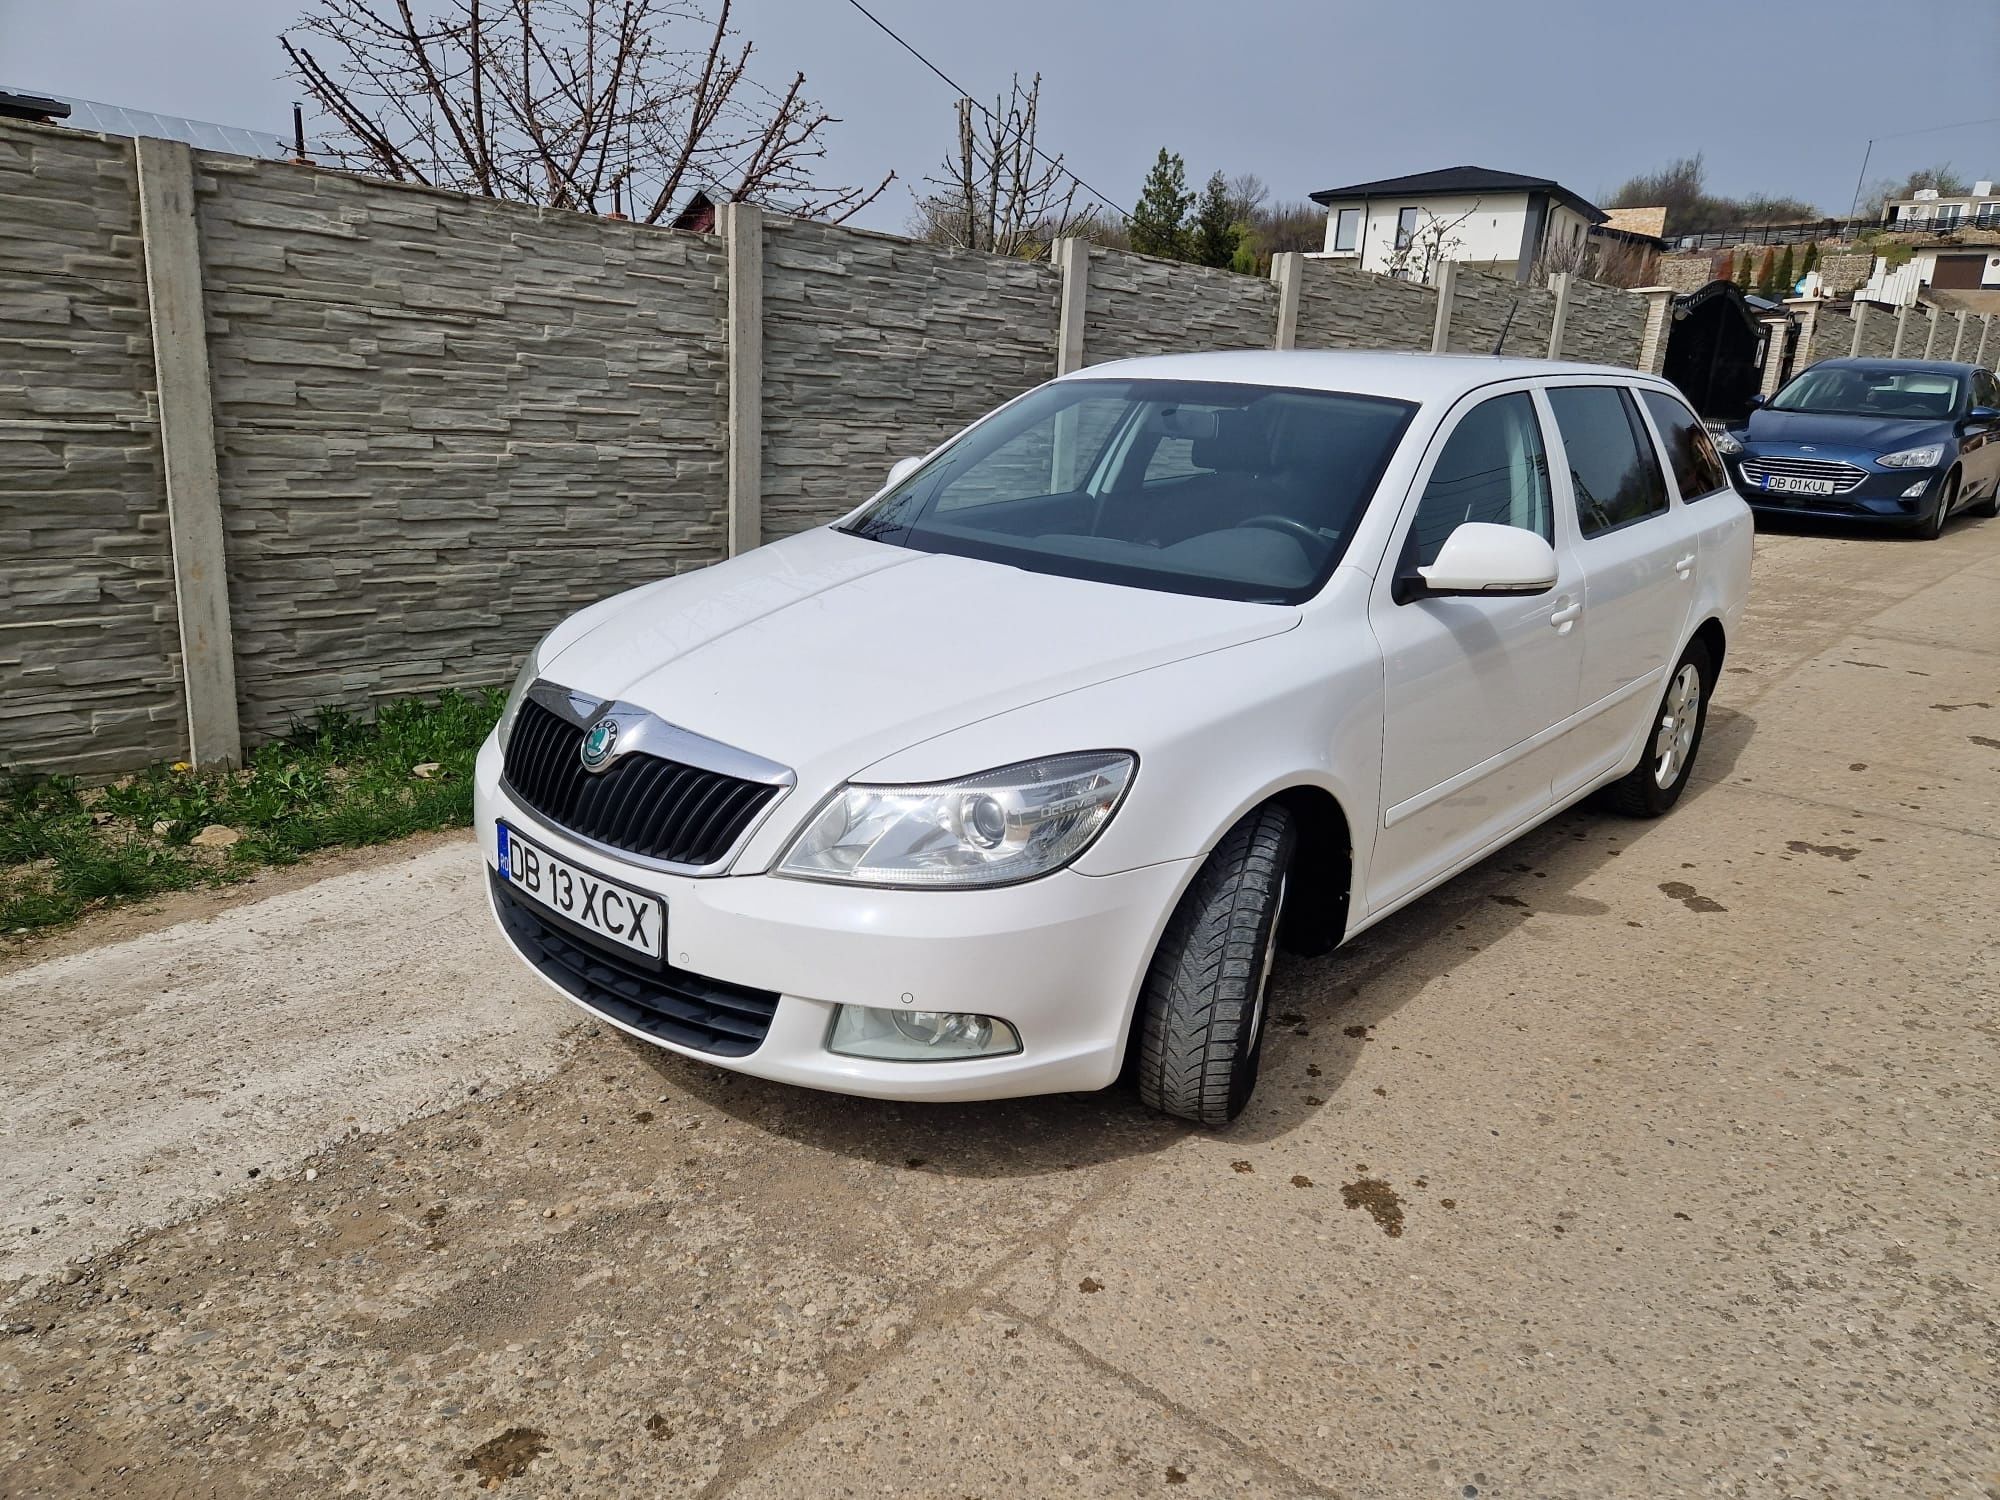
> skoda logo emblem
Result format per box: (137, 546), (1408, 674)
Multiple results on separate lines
(580, 717), (620, 772)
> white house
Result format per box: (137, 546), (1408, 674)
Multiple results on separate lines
(1308, 165), (1607, 284)
(1885, 182), (2000, 234)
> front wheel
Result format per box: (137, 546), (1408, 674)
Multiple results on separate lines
(1921, 470), (1960, 539)
(1134, 805), (1294, 1126)
(1602, 639), (1713, 818)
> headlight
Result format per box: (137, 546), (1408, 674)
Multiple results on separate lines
(777, 751), (1135, 888)
(1712, 429), (1745, 456)
(495, 633), (552, 751)
(1878, 443), (1945, 469)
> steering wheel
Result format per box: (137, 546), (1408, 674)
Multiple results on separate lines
(1237, 514), (1326, 550)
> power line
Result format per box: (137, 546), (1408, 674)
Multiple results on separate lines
(837, 0), (1132, 220)
(1847, 115), (2000, 220)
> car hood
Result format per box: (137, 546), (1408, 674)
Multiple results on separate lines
(540, 527), (1301, 798)
(1744, 408), (1951, 454)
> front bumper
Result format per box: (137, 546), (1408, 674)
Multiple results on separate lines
(1731, 458), (1944, 525)
(473, 733), (1193, 1102)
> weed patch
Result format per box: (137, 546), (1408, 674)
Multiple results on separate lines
(2, 688), (503, 937)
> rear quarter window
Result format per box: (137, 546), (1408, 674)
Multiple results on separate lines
(1639, 390), (1729, 500)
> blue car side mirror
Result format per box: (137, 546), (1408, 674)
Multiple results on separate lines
(1745, 393), (1765, 409)
(1967, 405), (2000, 424)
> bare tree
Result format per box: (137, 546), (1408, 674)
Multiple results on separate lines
(280, 0), (891, 223)
(909, 74), (1097, 258)
(1384, 204), (1478, 284)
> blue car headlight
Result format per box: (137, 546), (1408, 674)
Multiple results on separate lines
(1878, 443), (1945, 469)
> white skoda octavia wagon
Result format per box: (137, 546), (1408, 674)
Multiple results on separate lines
(476, 352), (1751, 1124)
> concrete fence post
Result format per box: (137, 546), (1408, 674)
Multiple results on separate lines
(1892, 305), (1910, 357)
(1783, 296), (1823, 369)
(1429, 261), (1457, 354)
(1545, 271), (1572, 360)
(1850, 302), (1869, 358)
(1270, 252), (1303, 351)
(135, 136), (241, 769)
(1950, 310), (1968, 361)
(1055, 237), (1089, 375)
(1922, 306), (1940, 359)
(1759, 317), (1792, 397)
(721, 201), (762, 558)
(1632, 286), (1675, 375)
(1979, 314), (1994, 367)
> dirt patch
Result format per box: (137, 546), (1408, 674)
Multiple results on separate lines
(1340, 1178), (1405, 1237)
(1659, 881), (1727, 913)
(461, 1426), (550, 1488)
(1970, 736), (2000, 750)
(1786, 840), (1859, 862)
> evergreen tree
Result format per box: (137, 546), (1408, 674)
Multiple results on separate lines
(1801, 241), (1819, 277)
(1189, 171), (1242, 269)
(1774, 244), (1796, 295)
(1129, 149), (1193, 260)
(1734, 248), (1753, 285)
(1755, 246), (1777, 294)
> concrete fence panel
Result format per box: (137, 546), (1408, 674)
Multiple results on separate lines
(759, 219), (1060, 540)
(1291, 261), (1436, 352)
(191, 153), (731, 739)
(1082, 246), (1278, 365)
(1561, 279), (1648, 368)
(1447, 269), (1557, 358)
(0, 124), (187, 776)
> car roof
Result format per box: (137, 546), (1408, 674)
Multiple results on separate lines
(1056, 349), (1659, 405)
(1805, 357), (1980, 375)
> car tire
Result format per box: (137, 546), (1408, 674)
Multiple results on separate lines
(1134, 804), (1294, 1127)
(1602, 638), (1713, 819)
(1972, 478), (2000, 519)
(1922, 470), (1960, 539)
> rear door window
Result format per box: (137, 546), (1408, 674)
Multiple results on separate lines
(1547, 386), (1671, 538)
(1639, 390), (1729, 500)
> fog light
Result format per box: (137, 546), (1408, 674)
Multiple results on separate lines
(828, 1004), (1022, 1061)
(1902, 479), (1929, 498)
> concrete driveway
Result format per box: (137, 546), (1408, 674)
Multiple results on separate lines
(3, 521), (1997, 1499)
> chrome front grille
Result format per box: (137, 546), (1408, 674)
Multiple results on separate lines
(1738, 456), (1869, 493)
(502, 690), (789, 872)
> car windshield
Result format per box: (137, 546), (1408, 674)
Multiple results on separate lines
(839, 378), (1416, 604)
(1768, 365), (1964, 419)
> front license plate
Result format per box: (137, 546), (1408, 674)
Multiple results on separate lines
(1762, 474), (1836, 495)
(497, 823), (664, 960)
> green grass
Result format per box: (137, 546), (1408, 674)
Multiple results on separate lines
(0, 687), (504, 937)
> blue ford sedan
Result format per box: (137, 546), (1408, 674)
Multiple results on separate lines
(1718, 359), (2000, 537)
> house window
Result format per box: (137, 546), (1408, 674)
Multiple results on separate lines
(1935, 204), (1963, 229)
(1333, 207), (1361, 253)
(1396, 207), (1419, 250)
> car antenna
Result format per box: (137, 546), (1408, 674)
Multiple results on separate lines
(1492, 298), (1519, 356)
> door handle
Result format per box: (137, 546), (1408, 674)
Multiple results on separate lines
(1549, 601), (1582, 631)
(1673, 553), (1696, 578)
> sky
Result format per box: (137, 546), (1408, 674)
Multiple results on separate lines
(5, 0), (1998, 233)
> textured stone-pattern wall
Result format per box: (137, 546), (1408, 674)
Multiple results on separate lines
(0, 123), (186, 776)
(1448, 269), (1556, 357)
(1082, 246), (1277, 365)
(1816, 251), (1874, 297)
(1850, 305), (1901, 358)
(193, 153), (730, 739)
(1654, 253), (1716, 294)
(1292, 261), (1437, 351)
(758, 219), (1060, 539)
(1562, 278), (1648, 368)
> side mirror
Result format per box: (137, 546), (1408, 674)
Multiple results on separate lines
(885, 455), (924, 489)
(1966, 405), (1999, 425)
(1745, 393), (1766, 409)
(1406, 522), (1558, 601)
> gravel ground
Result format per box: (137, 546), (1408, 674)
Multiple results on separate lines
(3, 522), (1996, 1499)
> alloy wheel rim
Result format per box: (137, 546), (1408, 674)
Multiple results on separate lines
(1652, 664), (1702, 789)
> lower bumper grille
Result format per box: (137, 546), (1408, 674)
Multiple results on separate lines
(490, 871), (779, 1056)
